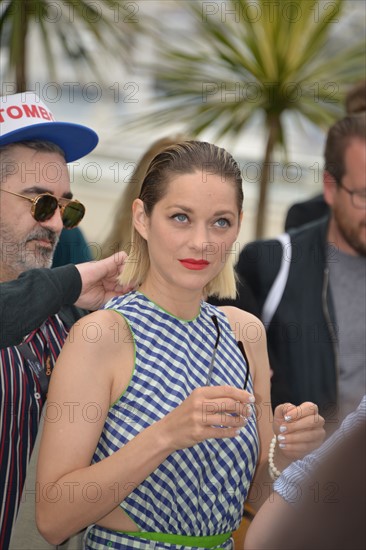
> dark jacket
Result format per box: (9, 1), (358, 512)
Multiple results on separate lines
(284, 193), (329, 231)
(236, 217), (338, 420)
(0, 264), (85, 348)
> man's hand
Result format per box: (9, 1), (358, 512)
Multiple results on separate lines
(75, 252), (133, 310)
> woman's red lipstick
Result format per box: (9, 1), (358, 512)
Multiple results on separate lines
(179, 259), (210, 270)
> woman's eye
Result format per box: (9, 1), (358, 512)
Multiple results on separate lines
(214, 218), (230, 228)
(172, 213), (188, 223)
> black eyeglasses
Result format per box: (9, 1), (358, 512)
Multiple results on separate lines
(338, 182), (366, 209)
(206, 315), (250, 389)
(206, 315), (221, 385)
(0, 189), (85, 228)
(237, 341), (250, 390)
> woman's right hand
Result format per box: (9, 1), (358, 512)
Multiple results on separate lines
(159, 385), (255, 451)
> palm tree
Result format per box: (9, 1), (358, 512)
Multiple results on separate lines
(0, 0), (139, 92)
(133, 0), (365, 237)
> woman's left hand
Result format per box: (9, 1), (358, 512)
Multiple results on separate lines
(273, 401), (326, 461)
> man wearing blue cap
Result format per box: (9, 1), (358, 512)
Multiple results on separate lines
(0, 92), (125, 549)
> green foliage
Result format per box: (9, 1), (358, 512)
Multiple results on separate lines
(0, 0), (139, 89)
(147, 0), (364, 135)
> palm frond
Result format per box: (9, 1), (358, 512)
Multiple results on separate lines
(125, 0), (365, 236)
(0, 0), (142, 88)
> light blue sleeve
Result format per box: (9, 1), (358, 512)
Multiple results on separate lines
(274, 395), (366, 504)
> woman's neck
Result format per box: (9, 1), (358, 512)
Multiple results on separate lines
(138, 278), (203, 320)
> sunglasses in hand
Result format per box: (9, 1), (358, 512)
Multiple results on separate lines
(0, 189), (85, 229)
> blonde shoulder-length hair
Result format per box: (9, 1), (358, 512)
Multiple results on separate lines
(119, 140), (243, 300)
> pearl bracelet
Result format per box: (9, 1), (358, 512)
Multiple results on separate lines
(268, 434), (282, 481)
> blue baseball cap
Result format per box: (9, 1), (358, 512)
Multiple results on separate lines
(0, 92), (98, 162)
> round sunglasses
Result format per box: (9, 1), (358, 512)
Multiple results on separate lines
(0, 189), (85, 228)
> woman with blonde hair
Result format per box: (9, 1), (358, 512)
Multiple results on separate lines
(102, 136), (183, 258)
(36, 141), (325, 550)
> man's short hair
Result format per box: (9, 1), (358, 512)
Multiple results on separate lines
(0, 140), (65, 186)
(324, 113), (366, 185)
(345, 81), (366, 115)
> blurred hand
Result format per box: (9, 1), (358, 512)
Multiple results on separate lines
(273, 401), (325, 461)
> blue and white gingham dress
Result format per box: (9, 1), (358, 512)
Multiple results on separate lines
(85, 291), (259, 550)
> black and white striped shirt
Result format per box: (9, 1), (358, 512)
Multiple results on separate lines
(0, 315), (68, 550)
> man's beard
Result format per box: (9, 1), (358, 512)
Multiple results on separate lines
(333, 205), (366, 257)
(24, 227), (59, 267)
(0, 224), (59, 278)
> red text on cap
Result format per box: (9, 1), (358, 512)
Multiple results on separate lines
(0, 104), (55, 123)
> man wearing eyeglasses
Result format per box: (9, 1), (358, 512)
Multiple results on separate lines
(0, 92), (127, 549)
(226, 113), (366, 434)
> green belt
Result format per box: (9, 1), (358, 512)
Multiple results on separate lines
(119, 531), (232, 548)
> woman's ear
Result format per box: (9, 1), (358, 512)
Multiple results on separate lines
(132, 198), (149, 240)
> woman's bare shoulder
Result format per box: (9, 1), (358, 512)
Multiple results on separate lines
(218, 305), (264, 330)
(217, 305), (268, 359)
(60, 308), (134, 373)
(69, 308), (129, 342)
(53, 308), (134, 401)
